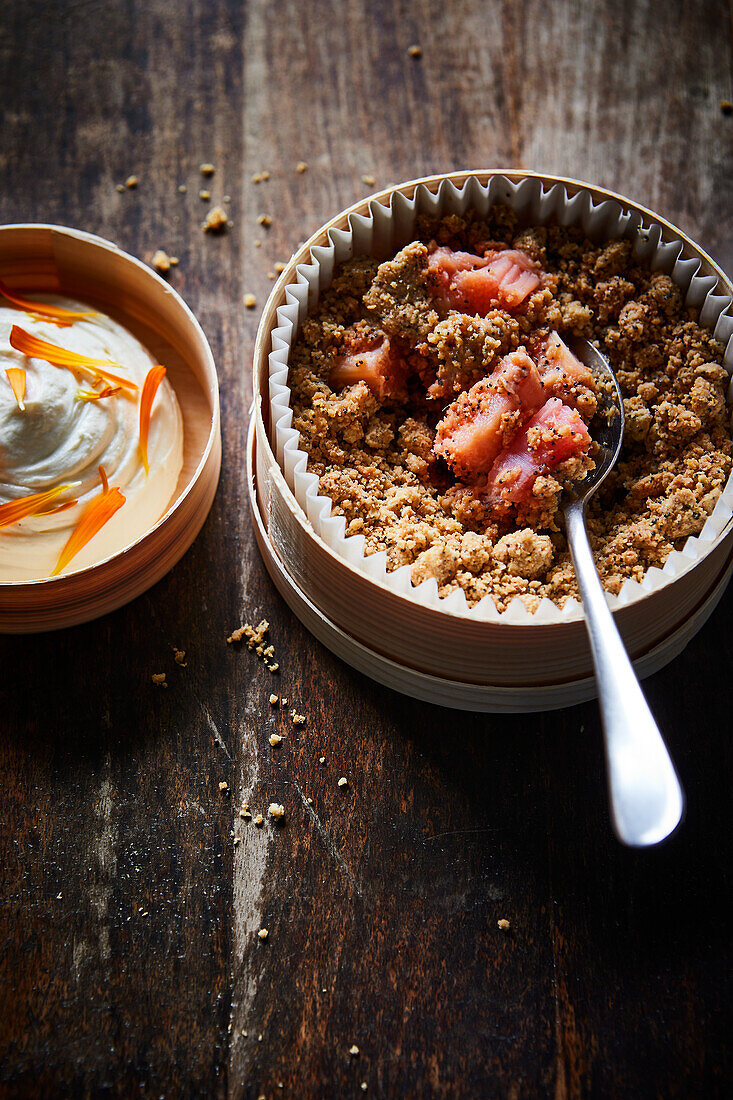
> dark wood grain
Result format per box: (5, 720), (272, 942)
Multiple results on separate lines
(1, 1), (732, 1097)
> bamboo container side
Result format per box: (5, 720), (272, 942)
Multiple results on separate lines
(0, 224), (221, 632)
(250, 173), (733, 697)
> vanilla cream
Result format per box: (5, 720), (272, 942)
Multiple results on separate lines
(0, 299), (183, 581)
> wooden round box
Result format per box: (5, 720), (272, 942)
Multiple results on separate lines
(250, 172), (733, 711)
(0, 224), (221, 632)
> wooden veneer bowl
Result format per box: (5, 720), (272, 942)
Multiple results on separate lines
(251, 172), (733, 706)
(0, 224), (221, 632)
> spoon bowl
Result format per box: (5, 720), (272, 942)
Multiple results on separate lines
(566, 336), (625, 497)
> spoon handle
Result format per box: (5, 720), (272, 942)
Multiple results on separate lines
(564, 499), (685, 847)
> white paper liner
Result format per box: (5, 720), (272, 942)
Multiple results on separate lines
(267, 174), (733, 625)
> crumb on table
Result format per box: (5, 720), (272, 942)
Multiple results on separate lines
(202, 205), (228, 233)
(152, 249), (172, 275)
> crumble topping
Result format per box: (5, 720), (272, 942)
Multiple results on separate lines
(288, 210), (732, 609)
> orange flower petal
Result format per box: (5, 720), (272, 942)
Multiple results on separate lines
(0, 277), (97, 323)
(51, 486), (125, 576)
(35, 500), (79, 518)
(138, 365), (167, 475)
(5, 367), (26, 410)
(76, 385), (123, 403)
(99, 465), (109, 494)
(9, 326), (138, 392)
(0, 484), (76, 529)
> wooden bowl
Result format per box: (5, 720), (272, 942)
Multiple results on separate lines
(250, 172), (733, 704)
(0, 224), (221, 632)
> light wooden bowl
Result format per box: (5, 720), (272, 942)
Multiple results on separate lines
(251, 172), (733, 704)
(0, 224), (221, 632)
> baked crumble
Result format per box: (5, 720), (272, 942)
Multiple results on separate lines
(288, 210), (732, 610)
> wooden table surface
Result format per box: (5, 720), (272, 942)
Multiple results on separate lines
(1, 1), (732, 1096)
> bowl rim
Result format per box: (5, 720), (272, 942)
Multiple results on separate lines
(0, 221), (221, 589)
(252, 169), (733, 625)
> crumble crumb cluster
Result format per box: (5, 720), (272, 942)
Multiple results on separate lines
(203, 205), (228, 233)
(287, 209), (732, 610)
(227, 619), (279, 671)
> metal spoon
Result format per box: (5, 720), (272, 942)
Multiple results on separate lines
(563, 337), (685, 847)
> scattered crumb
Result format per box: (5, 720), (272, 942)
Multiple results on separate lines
(361, 174), (376, 186)
(151, 673), (167, 687)
(349, 1045), (360, 1056)
(178, 184), (187, 194)
(170, 256), (179, 265)
(244, 293), (257, 309)
(269, 694), (279, 705)
(338, 777), (348, 788)
(319, 756), (326, 764)
(292, 712), (306, 726)
(721, 100), (733, 116)
(267, 271), (276, 280)
(497, 918), (511, 931)
(257, 214), (272, 227)
(228, 619), (268, 646)
(268, 802), (285, 821)
(233, 836), (240, 847)
(252, 173), (262, 183)
(269, 733), (282, 747)
(281, 698), (288, 706)
(173, 648), (187, 666)
(254, 813), (264, 826)
(254, 239), (262, 248)
(296, 161), (308, 173)
(219, 781), (229, 792)
(239, 802), (250, 818)
(202, 205), (228, 233)
(262, 171), (270, 181)
(275, 261), (286, 273)
(361, 1085), (368, 1092)
(258, 928), (268, 940)
(408, 44), (423, 58)
(125, 175), (138, 189)
(152, 249), (172, 275)
(223, 194), (231, 203)
(200, 162), (215, 176)
(268, 663), (280, 672)
(116, 183), (125, 193)
(307, 797), (313, 804)
(199, 189), (211, 201)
